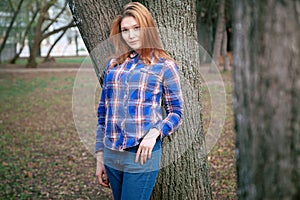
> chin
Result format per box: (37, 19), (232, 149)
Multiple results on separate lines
(131, 46), (141, 51)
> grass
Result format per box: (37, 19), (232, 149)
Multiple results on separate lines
(54, 57), (87, 64)
(0, 68), (236, 199)
(0, 72), (111, 199)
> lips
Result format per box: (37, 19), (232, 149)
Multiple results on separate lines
(129, 40), (139, 44)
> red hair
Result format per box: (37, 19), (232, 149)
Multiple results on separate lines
(109, 2), (171, 67)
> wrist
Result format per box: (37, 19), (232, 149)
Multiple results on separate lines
(96, 151), (104, 159)
(145, 128), (160, 140)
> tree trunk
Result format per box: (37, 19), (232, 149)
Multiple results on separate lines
(137, 0), (212, 199)
(221, 29), (229, 71)
(233, 0), (300, 199)
(9, 9), (39, 64)
(212, 0), (225, 68)
(26, 1), (54, 68)
(69, 0), (212, 199)
(26, 34), (41, 68)
(26, 0), (75, 68)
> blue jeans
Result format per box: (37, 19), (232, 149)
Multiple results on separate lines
(104, 139), (162, 200)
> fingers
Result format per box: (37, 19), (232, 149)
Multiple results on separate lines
(97, 173), (109, 187)
(135, 146), (153, 165)
(96, 163), (109, 187)
(135, 147), (142, 163)
(140, 149), (147, 165)
(147, 148), (152, 160)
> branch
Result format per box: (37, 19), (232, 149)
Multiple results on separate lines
(44, 26), (68, 60)
(32, 0), (58, 49)
(42, 20), (75, 40)
(42, 0), (68, 34)
(8, 0), (15, 12)
(9, 9), (40, 63)
(37, 0), (57, 27)
(0, 0), (24, 54)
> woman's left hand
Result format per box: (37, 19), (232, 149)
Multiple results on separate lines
(135, 128), (160, 165)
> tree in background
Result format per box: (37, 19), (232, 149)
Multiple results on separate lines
(9, 1), (40, 64)
(26, 0), (75, 67)
(212, 0), (231, 71)
(0, 0), (76, 66)
(0, 0), (24, 58)
(69, 0), (212, 199)
(196, 0), (218, 55)
(212, 0), (225, 69)
(233, 0), (300, 199)
(196, 0), (231, 71)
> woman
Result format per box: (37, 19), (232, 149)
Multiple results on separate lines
(95, 2), (183, 200)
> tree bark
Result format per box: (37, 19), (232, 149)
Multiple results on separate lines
(233, 0), (300, 199)
(137, 0), (212, 199)
(69, 0), (212, 199)
(212, 0), (225, 68)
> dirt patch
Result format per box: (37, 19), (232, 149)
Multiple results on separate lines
(0, 69), (236, 199)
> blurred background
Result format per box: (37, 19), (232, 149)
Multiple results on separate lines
(0, 0), (232, 68)
(0, 0), (88, 66)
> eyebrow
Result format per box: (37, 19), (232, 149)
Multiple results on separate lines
(120, 24), (140, 30)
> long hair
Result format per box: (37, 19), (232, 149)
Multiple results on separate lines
(109, 2), (171, 67)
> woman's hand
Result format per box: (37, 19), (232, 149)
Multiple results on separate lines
(135, 128), (160, 165)
(95, 151), (109, 187)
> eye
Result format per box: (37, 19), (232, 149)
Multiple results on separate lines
(134, 26), (140, 31)
(121, 29), (128, 33)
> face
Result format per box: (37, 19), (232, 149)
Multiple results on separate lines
(120, 16), (142, 50)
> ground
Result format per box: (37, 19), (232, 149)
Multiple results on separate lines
(0, 61), (236, 199)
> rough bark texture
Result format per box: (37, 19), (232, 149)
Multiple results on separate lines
(233, 0), (300, 199)
(137, 1), (212, 199)
(69, 0), (212, 199)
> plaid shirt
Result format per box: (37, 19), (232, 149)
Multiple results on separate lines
(95, 54), (183, 152)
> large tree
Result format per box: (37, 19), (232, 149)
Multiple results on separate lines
(233, 0), (300, 199)
(68, 0), (212, 199)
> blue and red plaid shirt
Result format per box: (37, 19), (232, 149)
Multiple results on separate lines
(95, 54), (183, 152)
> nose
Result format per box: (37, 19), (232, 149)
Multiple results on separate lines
(128, 29), (135, 38)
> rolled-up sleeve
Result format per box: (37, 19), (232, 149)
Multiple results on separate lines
(157, 60), (184, 138)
